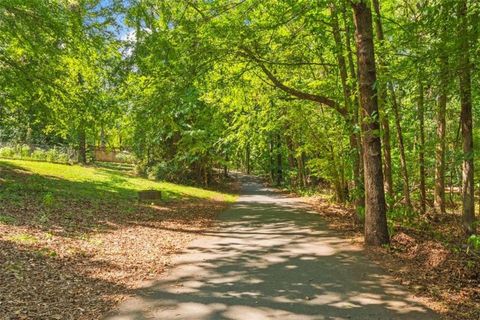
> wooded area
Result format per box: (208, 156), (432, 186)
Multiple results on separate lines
(2, 0), (479, 244)
(1, 0), (480, 318)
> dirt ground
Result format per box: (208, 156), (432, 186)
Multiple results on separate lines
(0, 199), (233, 320)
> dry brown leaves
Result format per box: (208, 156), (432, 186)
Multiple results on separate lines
(0, 194), (230, 320)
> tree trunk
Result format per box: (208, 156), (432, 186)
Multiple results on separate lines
(389, 86), (412, 208)
(224, 152), (229, 178)
(78, 124), (87, 164)
(458, 0), (475, 235)
(276, 134), (283, 186)
(381, 116), (394, 202)
(418, 80), (427, 214)
(372, 0), (394, 204)
(286, 137), (297, 187)
(269, 137), (275, 182)
(352, 1), (389, 246)
(297, 148), (307, 188)
(245, 142), (251, 175)
(333, 3), (363, 209)
(434, 26), (448, 215)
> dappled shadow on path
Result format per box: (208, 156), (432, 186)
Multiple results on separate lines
(107, 178), (438, 320)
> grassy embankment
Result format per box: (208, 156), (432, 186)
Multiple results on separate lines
(0, 159), (236, 319)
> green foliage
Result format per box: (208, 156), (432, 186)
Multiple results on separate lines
(0, 147), (15, 158)
(31, 149), (47, 161)
(45, 148), (69, 164)
(19, 145), (30, 158)
(0, 214), (16, 224)
(0, 145), (70, 164)
(115, 152), (136, 164)
(1, 0), (480, 243)
(146, 161), (183, 182)
(467, 235), (480, 253)
(42, 192), (55, 208)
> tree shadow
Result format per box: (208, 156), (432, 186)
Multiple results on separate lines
(0, 160), (233, 319)
(0, 160), (229, 238)
(0, 238), (132, 319)
(107, 179), (440, 320)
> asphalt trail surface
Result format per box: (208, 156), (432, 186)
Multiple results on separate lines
(106, 177), (438, 320)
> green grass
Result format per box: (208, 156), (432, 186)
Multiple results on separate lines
(0, 159), (236, 202)
(6, 233), (38, 245)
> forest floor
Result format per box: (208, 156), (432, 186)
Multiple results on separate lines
(0, 159), (237, 320)
(304, 195), (480, 320)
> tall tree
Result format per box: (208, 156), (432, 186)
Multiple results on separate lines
(352, 0), (389, 245)
(457, 0), (475, 235)
(434, 9), (448, 215)
(371, 0), (394, 204)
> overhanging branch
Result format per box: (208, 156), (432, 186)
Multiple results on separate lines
(239, 47), (348, 117)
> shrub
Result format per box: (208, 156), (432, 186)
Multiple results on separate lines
(20, 145), (31, 158)
(55, 151), (69, 164)
(147, 161), (179, 181)
(0, 146), (15, 158)
(45, 148), (69, 163)
(42, 192), (56, 208)
(31, 149), (47, 161)
(0, 144), (69, 164)
(45, 149), (60, 163)
(116, 151), (136, 164)
(467, 234), (480, 252)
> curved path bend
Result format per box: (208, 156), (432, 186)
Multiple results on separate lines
(107, 177), (438, 320)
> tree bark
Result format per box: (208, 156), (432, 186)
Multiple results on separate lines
(77, 123), (87, 164)
(352, 1), (389, 246)
(458, 0), (475, 235)
(245, 142), (251, 175)
(372, 0), (394, 204)
(276, 133), (283, 186)
(331, 3), (361, 207)
(341, 2), (365, 212)
(434, 23), (448, 215)
(389, 86), (412, 208)
(417, 80), (427, 214)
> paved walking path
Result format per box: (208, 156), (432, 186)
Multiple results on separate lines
(106, 177), (438, 319)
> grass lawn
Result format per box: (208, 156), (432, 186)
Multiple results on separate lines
(0, 159), (237, 319)
(0, 159), (236, 202)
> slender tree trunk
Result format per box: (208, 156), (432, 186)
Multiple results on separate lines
(418, 80), (427, 214)
(246, 142), (251, 175)
(269, 138), (275, 182)
(344, 1), (366, 208)
(389, 86), (412, 208)
(458, 0), (475, 235)
(331, 3), (351, 112)
(434, 48), (447, 215)
(352, 1), (389, 246)
(297, 148), (306, 188)
(78, 123), (87, 164)
(381, 116), (393, 201)
(100, 125), (106, 148)
(286, 137), (297, 186)
(224, 152), (229, 178)
(331, 3), (359, 205)
(371, 0), (394, 204)
(276, 134), (283, 186)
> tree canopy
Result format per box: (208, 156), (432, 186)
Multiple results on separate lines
(1, 0), (479, 245)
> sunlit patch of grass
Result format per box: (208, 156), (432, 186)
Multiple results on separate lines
(0, 159), (236, 202)
(6, 233), (38, 245)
